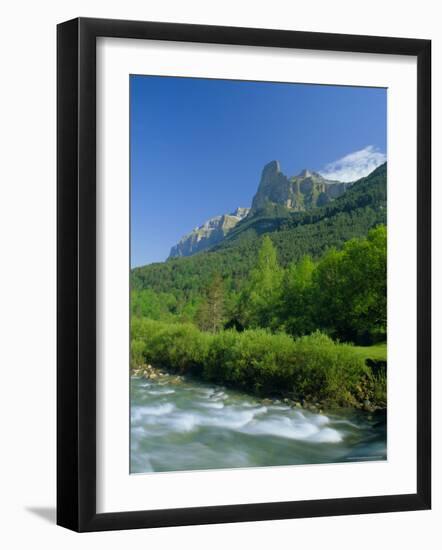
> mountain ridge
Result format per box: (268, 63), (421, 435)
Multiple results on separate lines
(168, 207), (250, 258)
(168, 160), (353, 259)
(250, 160), (351, 216)
(132, 163), (387, 298)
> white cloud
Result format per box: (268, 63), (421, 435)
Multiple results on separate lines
(319, 146), (386, 183)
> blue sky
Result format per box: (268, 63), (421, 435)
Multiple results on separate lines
(131, 75), (386, 267)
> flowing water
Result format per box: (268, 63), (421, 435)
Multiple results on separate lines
(131, 375), (386, 474)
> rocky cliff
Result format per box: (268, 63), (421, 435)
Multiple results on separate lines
(250, 160), (351, 215)
(168, 207), (250, 258)
(168, 160), (352, 259)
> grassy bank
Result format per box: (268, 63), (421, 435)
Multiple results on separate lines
(131, 318), (386, 409)
(350, 342), (387, 362)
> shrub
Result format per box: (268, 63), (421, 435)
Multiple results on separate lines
(131, 318), (379, 407)
(290, 332), (369, 404)
(204, 329), (240, 384)
(148, 322), (212, 375)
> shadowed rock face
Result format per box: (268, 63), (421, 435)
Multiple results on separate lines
(168, 207), (250, 258)
(250, 161), (351, 215)
(250, 161), (292, 211)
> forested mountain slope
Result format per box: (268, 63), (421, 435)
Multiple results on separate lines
(131, 163), (386, 300)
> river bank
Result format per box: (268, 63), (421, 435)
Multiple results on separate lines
(131, 319), (387, 411)
(132, 362), (384, 413)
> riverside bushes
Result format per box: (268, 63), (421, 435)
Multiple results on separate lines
(131, 318), (382, 407)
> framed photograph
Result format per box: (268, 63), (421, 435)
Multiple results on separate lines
(57, 17), (431, 532)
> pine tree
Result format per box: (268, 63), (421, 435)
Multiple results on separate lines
(196, 274), (225, 332)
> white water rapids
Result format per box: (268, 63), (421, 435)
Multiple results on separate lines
(131, 375), (386, 473)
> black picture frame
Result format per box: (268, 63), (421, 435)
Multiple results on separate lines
(57, 17), (431, 532)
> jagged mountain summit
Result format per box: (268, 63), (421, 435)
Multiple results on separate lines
(168, 160), (352, 259)
(250, 160), (351, 215)
(168, 207), (250, 258)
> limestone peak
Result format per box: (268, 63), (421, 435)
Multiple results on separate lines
(295, 168), (323, 179)
(262, 160), (281, 175)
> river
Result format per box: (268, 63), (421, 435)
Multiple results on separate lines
(130, 374), (386, 473)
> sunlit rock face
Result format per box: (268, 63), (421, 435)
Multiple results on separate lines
(250, 161), (351, 215)
(168, 207), (250, 258)
(168, 160), (352, 259)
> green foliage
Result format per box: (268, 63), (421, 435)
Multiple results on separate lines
(371, 370), (387, 406)
(131, 317), (211, 375)
(132, 224), (387, 346)
(350, 342), (387, 363)
(238, 236), (283, 329)
(204, 329), (295, 395)
(235, 225), (386, 344)
(311, 225), (387, 343)
(281, 255), (316, 336)
(131, 319), (379, 406)
(195, 273), (225, 332)
(131, 287), (202, 323)
(129, 165), (388, 407)
(288, 332), (371, 405)
(131, 288), (177, 320)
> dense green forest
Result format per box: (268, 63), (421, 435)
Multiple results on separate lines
(131, 164), (387, 408)
(132, 226), (386, 344)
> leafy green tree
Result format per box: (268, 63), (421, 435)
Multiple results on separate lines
(343, 225), (387, 341)
(130, 288), (177, 320)
(281, 255), (316, 336)
(239, 236), (283, 329)
(312, 225), (387, 343)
